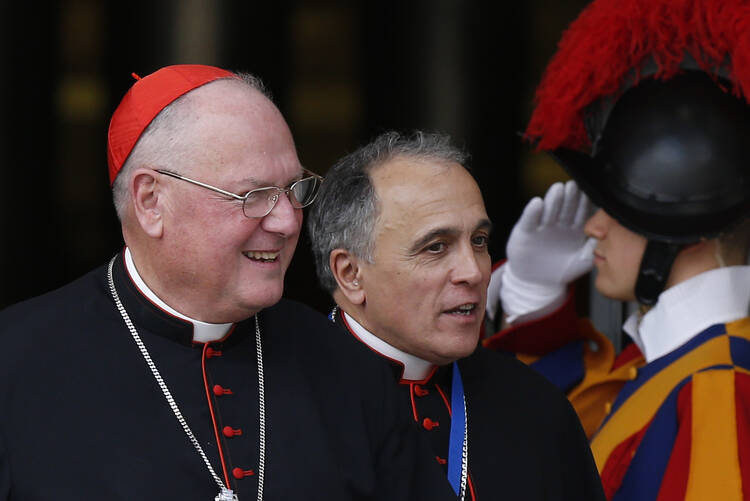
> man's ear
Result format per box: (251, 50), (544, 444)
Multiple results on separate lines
(330, 248), (365, 305)
(131, 168), (164, 238)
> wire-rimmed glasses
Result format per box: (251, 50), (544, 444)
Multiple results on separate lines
(156, 169), (324, 218)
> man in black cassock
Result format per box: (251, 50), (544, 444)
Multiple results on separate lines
(307, 131), (606, 500)
(0, 66), (455, 500)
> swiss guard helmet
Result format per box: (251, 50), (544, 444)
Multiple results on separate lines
(525, 0), (750, 305)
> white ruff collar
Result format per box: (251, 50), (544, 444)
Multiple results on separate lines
(124, 247), (232, 343)
(343, 312), (435, 381)
(623, 265), (750, 363)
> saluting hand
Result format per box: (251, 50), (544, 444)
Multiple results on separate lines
(486, 180), (595, 323)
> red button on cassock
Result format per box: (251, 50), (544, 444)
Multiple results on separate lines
(213, 385), (232, 397)
(422, 417), (439, 430)
(223, 426), (242, 438)
(233, 467), (255, 479)
(206, 347), (222, 358)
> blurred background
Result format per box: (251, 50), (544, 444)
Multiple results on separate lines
(0, 0), (594, 319)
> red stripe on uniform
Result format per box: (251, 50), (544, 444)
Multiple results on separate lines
(734, 373), (750, 500)
(656, 381), (692, 501)
(599, 421), (651, 499)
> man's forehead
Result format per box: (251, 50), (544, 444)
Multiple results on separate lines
(184, 82), (284, 138)
(196, 156), (302, 188)
(372, 156), (453, 183)
(372, 158), (487, 237)
(185, 83), (301, 186)
(373, 158), (481, 209)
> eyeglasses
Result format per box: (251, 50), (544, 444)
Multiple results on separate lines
(156, 168), (324, 218)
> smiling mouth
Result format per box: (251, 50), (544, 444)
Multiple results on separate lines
(243, 251), (280, 263)
(445, 303), (477, 316)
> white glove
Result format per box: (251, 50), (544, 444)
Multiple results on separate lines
(487, 180), (596, 323)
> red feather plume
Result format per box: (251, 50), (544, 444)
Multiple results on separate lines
(526, 0), (750, 151)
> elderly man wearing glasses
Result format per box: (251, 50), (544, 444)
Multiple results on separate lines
(0, 65), (455, 501)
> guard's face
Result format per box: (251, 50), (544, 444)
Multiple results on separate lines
(584, 209), (647, 301)
(357, 159), (492, 365)
(160, 82), (303, 322)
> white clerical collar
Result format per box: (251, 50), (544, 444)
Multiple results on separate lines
(622, 265), (750, 363)
(342, 311), (435, 381)
(124, 247), (232, 343)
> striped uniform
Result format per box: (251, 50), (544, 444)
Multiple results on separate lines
(485, 266), (750, 500)
(594, 318), (750, 500)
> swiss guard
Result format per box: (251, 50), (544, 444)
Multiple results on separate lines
(484, 0), (750, 499)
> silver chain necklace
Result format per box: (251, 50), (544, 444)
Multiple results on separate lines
(459, 394), (468, 501)
(107, 257), (266, 501)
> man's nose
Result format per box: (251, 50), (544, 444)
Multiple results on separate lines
(452, 245), (484, 285)
(261, 190), (301, 237)
(584, 208), (608, 240)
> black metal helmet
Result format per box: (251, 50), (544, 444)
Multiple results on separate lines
(553, 71), (750, 245)
(550, 72), (750, 304)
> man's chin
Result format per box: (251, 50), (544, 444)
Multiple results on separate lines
(228, 287), (284, 322)
(431, 343), (478, 366)
(594, 280), (635, 303)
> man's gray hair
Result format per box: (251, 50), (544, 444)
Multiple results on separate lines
(307, 130), (468, 293)
(111, 73), (270, 221)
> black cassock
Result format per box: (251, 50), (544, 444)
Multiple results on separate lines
(334, 309), (607, 501)
(0, 252), (454, 501)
